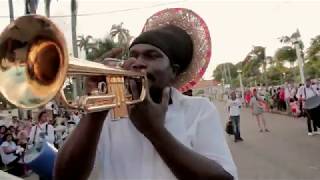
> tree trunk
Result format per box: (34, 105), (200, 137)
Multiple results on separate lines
(8, 0), (14, 22)
(25, 0), (38, 14)
(71, 0), (81, 98)
(45, 0), (51, 17)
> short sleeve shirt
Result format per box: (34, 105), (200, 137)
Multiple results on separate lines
(91, 88), (238, 180)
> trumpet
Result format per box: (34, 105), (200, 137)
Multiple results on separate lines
(0, 15), (147, 119)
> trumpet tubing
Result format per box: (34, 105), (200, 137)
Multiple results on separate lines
(0, 14), (147, 118)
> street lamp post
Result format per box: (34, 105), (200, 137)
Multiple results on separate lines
(237, 70), (244, 102)
(292, 30), (305, 84)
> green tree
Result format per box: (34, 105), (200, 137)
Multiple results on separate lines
(304, 34), (320, 78)
(77, 35), (95, 59)
(86, 38), (119, 61)
(265, 63), (289, 85)
(213, 63), (237, 84)
(306, 35), (320, 62)
(274, 46), (297, 68)
(305, 60), (320, 78)
(109, 23), (132, 58)
(279, 30), (306, 83)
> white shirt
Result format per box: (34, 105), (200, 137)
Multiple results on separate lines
(53, 107), (59, 115)
(28, 122), (55, 145)
(296, 86), (317, 100)
(227, 99), (241, 116)
(284, 86), (295, 100)
(312, 84), (320, 95)
(0, 141), (18, 165)
(71, 114), (81, 125)
(45, 102), (54, 110)
(91, 88), (238, 180)
(290, 88), (297, 99)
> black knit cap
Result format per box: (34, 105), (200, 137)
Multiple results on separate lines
(129, 25), (193, 74)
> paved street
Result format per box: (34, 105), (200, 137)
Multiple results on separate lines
(214, 100), (320, 180)
(24, 100), (320, 180)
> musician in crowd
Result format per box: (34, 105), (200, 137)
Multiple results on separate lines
(296, 78), (320, 136)
(28, 111), (55, 149)
(54, 8), (237, 180)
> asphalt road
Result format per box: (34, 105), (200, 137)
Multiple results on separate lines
(214, 100), (320, 180)
(24, 100), (320, 180)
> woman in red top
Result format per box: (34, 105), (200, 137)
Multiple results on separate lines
(279, 87), (286, 111)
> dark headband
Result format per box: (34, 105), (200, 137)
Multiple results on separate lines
(130, 25), (193, 74)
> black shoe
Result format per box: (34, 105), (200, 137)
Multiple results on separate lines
(238, 137), (244, 141)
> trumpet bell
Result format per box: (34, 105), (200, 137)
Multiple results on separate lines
(0, 15), (68, 109)
(0, 15), (147, 118)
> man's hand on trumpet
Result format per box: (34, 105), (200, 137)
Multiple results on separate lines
(122, 56), (171, 138)
(84, 47), (124, 96)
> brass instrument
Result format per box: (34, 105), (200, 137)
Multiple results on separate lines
(0, 15), (147, 118)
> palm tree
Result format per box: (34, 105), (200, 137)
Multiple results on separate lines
(265, 56), (274, 68)
(306, 35), (320, 62)
(77, 35), (95, 59)
(25, 0), (38, 14)
(279, 30), (305, 83)
(274, 46), (297, 68)
(71, 0), (80, 97)
(87, 38), (120, 61)
(109, 23), (132, 58)
(71, 0), (78, 58)
(8, 0), (14, 22)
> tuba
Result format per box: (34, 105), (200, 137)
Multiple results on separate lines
(0, 15), (147, 119)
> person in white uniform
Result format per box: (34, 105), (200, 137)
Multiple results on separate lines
(28, 111), (55, 148)
(54, 8), (237, 180)
(296, 78), (320, 136)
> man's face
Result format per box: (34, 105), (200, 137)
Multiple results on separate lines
(39, 113), (48, 123)
(306, 80), (311, 87)
(12, 117), (17, 122)
(6, 135), (12, 141)
(129, 44), (176, 89)
(231, 92), (236, 100)
(253, 90), (257, 96)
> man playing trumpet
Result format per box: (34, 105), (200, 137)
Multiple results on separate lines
(54, 8), (237, 180)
